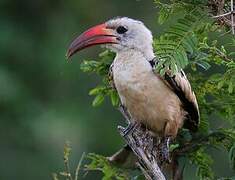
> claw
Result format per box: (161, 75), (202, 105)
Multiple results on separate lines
(117, 125), (126, 132)
(158, 136), (172, 164)
(118, 122), (138, 137)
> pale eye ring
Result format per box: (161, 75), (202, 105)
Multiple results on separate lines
(116, 26), (128, 34)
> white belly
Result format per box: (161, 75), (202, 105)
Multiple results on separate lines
(112, 50), (184, 134)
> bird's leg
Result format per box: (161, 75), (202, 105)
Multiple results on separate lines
(142, 127), (152, 150)
(118, 104), (131, 122)
(118, 104), (139, 137)
(151, 137), (160, 155)
(141, 128), (156, 156)
(158, 136), (172, 164)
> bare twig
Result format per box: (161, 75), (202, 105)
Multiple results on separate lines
(75, 152), (86, 180)
(231, 0), (234, 34)
(63, 142), (73, 180)
(212, 11), (232, 18)
(209, 0), (235, 35)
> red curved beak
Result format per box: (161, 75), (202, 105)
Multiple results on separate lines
(66, 23), (118, 59)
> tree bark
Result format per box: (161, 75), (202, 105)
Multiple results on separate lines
(118, 106), (166, 180)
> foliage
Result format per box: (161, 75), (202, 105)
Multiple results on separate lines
(153, 8), (207, 75)
(80, 51), (119, 107)
(52, 143), (130, 180)
(52, 142), (85, 180)
(188, 148), (214, 179)
(84, 153), (130, 180)
(77, 0), (235, 179)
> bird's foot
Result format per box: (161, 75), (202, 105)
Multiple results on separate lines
(157, 136), (172, 164)
(141, 129), (156, 156)
(118, 121), (138, 137)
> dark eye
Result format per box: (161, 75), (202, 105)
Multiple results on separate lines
(116, 26), (128, 34)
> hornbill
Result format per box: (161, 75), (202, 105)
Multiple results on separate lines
(67, 17), (200, 165)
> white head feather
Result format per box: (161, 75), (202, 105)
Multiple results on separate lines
(105, 17), (155, 61)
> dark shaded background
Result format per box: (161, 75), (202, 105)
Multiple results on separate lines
(0, 0), (233, 179)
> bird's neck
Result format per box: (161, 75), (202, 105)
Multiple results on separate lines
(114, 49), (152, 70)
(143, 47), (155, 61)
(116, 46), (155, 62)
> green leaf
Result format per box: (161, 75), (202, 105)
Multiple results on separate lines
(196, 60), (211, 70)
(110, 91), (119, 106)
(189, 148), (214, 179)
(170, 63), (178, 74)
(217, 81), (224, 89)
(158, 8), (170, 24)
(85, 153), (129, 180)
(159, 68), (166, 76)
(176, 49), (188, 68)
(89, 88), (100, 96)
(92, 95), (105, 107)
(229, 52), (235, 56)
(170, 143), (179, 151)
(183, 38), (194, 54)
(229, 144), (235, 170)
(228, 81), (234, 94)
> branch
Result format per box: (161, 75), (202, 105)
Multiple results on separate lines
(231, 0), (234, 34)
(117, 106), (166, 180)
(172, 131), (229, 158)
(212, 11), (232, 18)
(209, 0), (235, 34)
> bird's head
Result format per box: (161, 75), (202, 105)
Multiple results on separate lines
(67, 17), (154, 60)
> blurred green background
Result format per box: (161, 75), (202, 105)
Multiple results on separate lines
(0, 0), (156, 179)
(0, 0), (234, 179)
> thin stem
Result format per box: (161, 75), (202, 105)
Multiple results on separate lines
(231, 0), (234, 34)
(75, 152), (86, 180)
(212, 11), (232, 18)
(64, 160), (73, 180)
